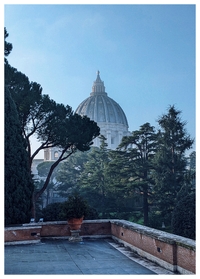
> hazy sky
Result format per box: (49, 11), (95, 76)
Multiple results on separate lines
(4, 3), (196, 158)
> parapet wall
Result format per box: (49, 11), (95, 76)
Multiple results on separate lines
(110, 220), (195, 274)
(4, 219), (195, 274)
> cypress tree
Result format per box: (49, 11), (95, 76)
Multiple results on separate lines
(5, 87), (34, 225)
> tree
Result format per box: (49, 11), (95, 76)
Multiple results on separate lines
(171, 185), (195, 239)
(5, 29), (100, 219)
(4, 29), (34, 225)
(152, 105), (194, 226)
(4, 28), (12, 59)
(79, 135), (111, 217)
(55, 150), (89, 197)
(106, 149), (140, 219)
(189, 151), (196, 171)
(186, 151), (196, 189)
(5, 65), (68, 166)
(31, 113), (100, 219)
(118, 123), (157, 225)
(5, 86), (34, 225)
(36, 161), (59, 207)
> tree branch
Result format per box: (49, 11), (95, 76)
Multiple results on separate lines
(34, 147), (74, 201)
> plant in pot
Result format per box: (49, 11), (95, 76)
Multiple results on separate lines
(61, 193), (89, 230)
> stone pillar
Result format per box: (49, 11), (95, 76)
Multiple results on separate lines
(106, 130), (111, 148)
(118, 131), (123, 146)
(69, 230), (83, 242)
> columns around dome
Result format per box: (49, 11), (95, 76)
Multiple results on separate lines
(96, 123), (131, 150)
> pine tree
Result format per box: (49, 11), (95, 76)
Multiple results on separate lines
(4, 29), (100, 219)
(79, 135), (111, 217)
(152, 105), (194, 226)
(55, 150), (89, 197)
(107, 149), (139, 218)
(118, 123), (157, 225)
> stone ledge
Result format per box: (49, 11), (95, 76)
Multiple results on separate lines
(83, 219), (112, 223)
(41, 235), (111, 240)
(22, 219), (111, 226)
(5, 239), (40, 246)
(110, 219), (195, 251)
(22, 221), (67, 226)
(5, 225), (42, 230)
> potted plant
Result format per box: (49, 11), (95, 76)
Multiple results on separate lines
(61, 193), (89, 230)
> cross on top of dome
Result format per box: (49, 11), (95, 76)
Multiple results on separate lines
(95, 70), (102, 82)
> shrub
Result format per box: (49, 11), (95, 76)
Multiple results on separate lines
(42, 203), (63, 221)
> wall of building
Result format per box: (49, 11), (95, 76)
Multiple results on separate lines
(4, 219), (195, 274)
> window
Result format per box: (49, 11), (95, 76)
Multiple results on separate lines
(54, 151), (59, 158)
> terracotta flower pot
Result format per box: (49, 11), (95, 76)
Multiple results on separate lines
(67, 217), (84, 230)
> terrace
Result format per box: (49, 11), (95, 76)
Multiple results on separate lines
(4, 219), (195, 275)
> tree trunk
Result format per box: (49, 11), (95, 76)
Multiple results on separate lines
(143, 184), (149, 226)
(31, 148), (74, 218)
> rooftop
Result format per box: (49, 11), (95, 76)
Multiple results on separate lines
(5, 219), (195, 274)
(4, 238), (173, 275)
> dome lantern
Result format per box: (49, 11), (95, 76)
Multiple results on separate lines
(91, 70), (106, 94)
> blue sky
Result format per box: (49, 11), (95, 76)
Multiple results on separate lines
(4, 3), (196, 158)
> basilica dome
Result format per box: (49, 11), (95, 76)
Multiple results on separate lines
(75, 71), (130, 150)
(75, 71), (129, 128)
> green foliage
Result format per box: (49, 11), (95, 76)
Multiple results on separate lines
(117, 123), (158, 225)
(189, 151), (196, 171)
(5, 30), (34, 225)
(5, 62), (43, 143)
(187, 151), (196, 189)
(4, 29), (100, 219)
(42, 203), (63, 221)
(41, 199), (99, 221)
(5, 28), (195, 233)
(79, 136), (111, 217)
(4, 28), (12, 59)
(56, 150), (89, 196)
(172, 187), (195, 240)
(4, 87), (34, 225)
(60, 193), (90, 219)
(37, 161), (55, 177)
(151, 105), (194, 226)
(148, 211), (167, 230)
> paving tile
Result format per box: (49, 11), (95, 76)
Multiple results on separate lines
(4, 238), (158, 275)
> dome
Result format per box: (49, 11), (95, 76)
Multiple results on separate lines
(44, 71), (130, 159)
(75, 71), (129, 128)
